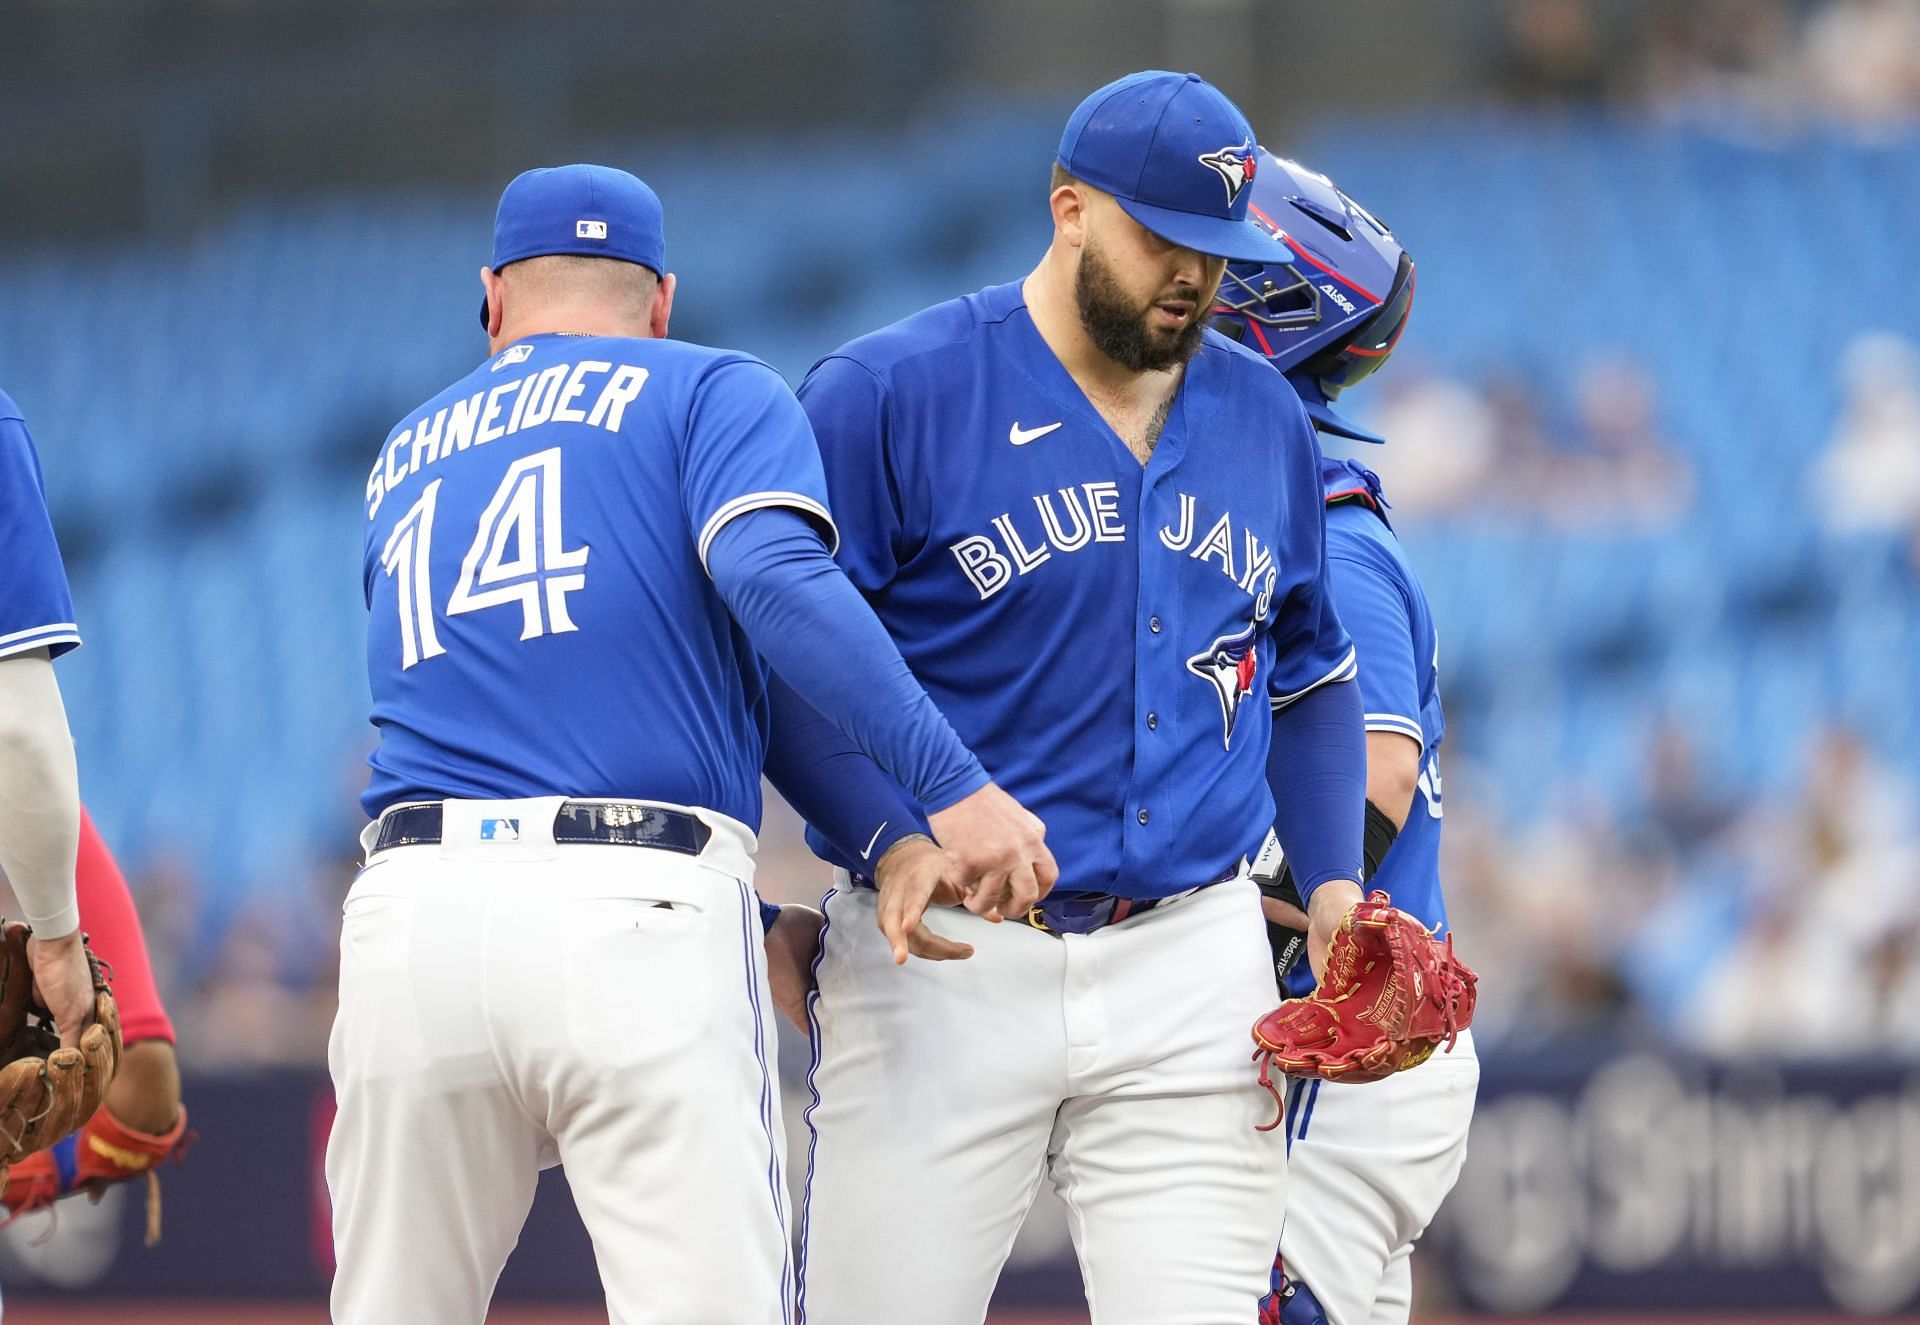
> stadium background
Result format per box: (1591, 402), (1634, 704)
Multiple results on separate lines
(4, 0), (1920, 1318)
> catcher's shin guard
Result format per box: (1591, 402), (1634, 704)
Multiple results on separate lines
(3, 1102), (191, 1244)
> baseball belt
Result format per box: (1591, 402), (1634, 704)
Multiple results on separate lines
(370, 800), (713, 856)
(1023, 858), (1246, 936)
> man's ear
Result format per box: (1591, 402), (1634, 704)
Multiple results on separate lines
(482, 267), (505, 340)
(1051, 183), (1090, 250)
(651, 272), (677, 339)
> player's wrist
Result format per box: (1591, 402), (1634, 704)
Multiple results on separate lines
(873, 833), (936, 878)
(25, 912), (82, 945)
(1303, 877), (1364, 933)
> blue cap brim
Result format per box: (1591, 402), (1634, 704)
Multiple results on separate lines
(1301, 394), (1387, 445)
(1115, 196), (1298, 264)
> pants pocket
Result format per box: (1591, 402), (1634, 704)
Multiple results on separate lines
(560, 892), (728, 1069)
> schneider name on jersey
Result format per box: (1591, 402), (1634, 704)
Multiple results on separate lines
(362, 333), (835, 828)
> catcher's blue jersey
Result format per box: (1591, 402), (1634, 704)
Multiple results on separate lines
(0, 392), (81, 661)
(361, 334), (835, 826)
(798, 281), (1354, 899)
(1276, 457), (1449, 997)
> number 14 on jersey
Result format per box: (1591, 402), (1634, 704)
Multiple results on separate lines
(381, 447), (589, 669)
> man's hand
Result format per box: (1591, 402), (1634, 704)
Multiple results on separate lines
(926, 782), (1057, 924)
(1259, 895), (1310, 933)
(873, 836), (975, 965)
(1305, 878), (1364, 984)
(763, 905), (825, 1033)
(26, 930), (94, 1050)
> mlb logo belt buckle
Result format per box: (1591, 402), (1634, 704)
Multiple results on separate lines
(372, 800), (712, 856)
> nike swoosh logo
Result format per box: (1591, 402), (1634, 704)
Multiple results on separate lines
(860, 822), (889, 861)
(1009, 421), (1063, 446)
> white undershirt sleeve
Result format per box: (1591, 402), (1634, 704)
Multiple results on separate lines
(0, 651), (81, 938)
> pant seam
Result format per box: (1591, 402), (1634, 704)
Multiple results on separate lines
(736, 879), (793, 1325)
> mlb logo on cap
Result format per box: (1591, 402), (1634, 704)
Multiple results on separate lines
(482, 163), (666, 325)
(1057, 71), (1294, 265)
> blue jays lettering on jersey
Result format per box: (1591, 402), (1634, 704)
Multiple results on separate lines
(1279, 457), (1449, 997)
(0, 392), (81, 661)
(362, 334), (835, 827)
(798, 282), (1354, 899)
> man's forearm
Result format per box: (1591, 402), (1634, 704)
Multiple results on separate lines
(0, 652), (81, 938)
(763, 671), (929, 870)
(709, 507), (988, 812)
(1265, 676), (1366, 903)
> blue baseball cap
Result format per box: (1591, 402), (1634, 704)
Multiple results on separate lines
(480, 164), (666, 327)
(1057, 71), (1293, 266)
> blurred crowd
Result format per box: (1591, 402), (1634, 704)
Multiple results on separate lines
(1357, 329), (1920, 570)
(1443, 720), (1920, 1056)
(1813, 332), (1920, 571)
(1493, 0), (1920, 131)
(1352, 350), (1696, 531)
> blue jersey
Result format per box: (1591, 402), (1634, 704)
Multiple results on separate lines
(798, 282), (1354, 899)
(1282, 458), (1448, 994)
(362, 334), (836, 827)
(0, 392), (81, 661)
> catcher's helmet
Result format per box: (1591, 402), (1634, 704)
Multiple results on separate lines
(1210, 150), (1413, 443)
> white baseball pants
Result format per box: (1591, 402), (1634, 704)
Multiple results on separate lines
(797, 874), (1287, 1325)
(326, 797), (791, 1325)
(1274, 1030), (1479, 1325)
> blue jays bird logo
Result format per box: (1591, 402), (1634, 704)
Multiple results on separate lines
(1188, 623), (1261, 748)
(1198, 140), (1257, 207)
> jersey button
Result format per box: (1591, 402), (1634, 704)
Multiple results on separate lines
(1136, 808), (1150, 825)
(1149, 616), (1162, 634)
(1146, 713), (1159, 731)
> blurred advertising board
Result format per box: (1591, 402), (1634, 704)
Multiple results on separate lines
(1, 1056), (1915, 1315)
(1429, 1053), (1920, 1316)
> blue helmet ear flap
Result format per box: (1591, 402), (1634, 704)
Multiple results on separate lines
(1286, 371), (1387, 445)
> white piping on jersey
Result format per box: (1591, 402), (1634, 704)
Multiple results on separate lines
(0, 623), (81, 660)
(1267, 646), (1358, 711)
(697, 492), (841, 574)
(1363, 713), (1425, 743)
(0, 622), (78, 648)
(0, 634), (81, 661)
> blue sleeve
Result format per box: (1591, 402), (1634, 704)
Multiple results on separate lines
(1265, 674), (1365, 901)
(1327, 540), (1424, 746)
(0, 409), (81, 660)
(795, 355), (914, 592)
(707, 506), (988, 812)
(1264, 406), (1355, 706)
(680, 358), (838, 574)
(764, 672), (930, 871)
(759, 897), (782, 933)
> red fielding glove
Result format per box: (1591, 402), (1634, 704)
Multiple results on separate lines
(1250, 891), (1478, 1126)
(4, 1102), (191, 1245)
